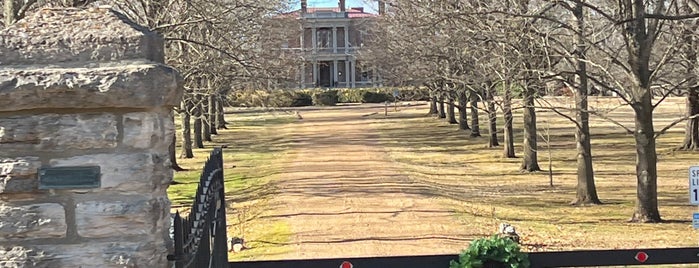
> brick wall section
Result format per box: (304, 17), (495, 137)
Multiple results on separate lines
(0, 7), (182, 268)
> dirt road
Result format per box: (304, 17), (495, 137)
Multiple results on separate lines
(261, 106), (474, 259)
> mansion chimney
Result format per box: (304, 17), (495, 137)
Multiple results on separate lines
(301, 0), (307, 13)
(339, 0), (346, 11)
(378, 1), (386, 15)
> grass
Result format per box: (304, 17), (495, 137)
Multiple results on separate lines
(372, 97), (698, 251)
(168, 110), (297, 261)
(229, 219), (293, 260)
(169, 97), (699, 263)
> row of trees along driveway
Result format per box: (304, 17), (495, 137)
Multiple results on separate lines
(363, 0), (699, 222)
(4, 0), (699, 223)
(2, 0), (301, 169)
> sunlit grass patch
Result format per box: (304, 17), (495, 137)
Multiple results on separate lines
(228, 217), (293, 261)
(169, 111), (297, 260)
(375, 98), (698, 251)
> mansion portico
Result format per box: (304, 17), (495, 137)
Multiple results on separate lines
(290, 0), (385, 88)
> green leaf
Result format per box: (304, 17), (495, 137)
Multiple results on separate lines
(450, 236), (529, 268)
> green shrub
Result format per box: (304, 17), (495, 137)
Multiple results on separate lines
(450, 236), (529, 268)
(290, 92), (313, 107)
(361, 91), (394, 103)
(338, 89), (367, 103)
(229, 90), (314, 107)
(229, 87), (429, 107)
(267, 91), (294, 107)
(336, 88), (427, 103)
(312, 90), (339, 106)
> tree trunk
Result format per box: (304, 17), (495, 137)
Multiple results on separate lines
(573, 93), (600, 204)
(503, 87), (515, 158)
(208, 94), (218, 135)
(437, 96), (446, 119)
(216, 94), (228, 129)
(624, 0), (661, 222)
(457, 91), (470, 130)
(571, 2), (601, 205)
(193, 95), (204, 149)
(487, 85), (498, 147)
(169, 132), (185, 171)
(520, 83), (540, 171)
(679, 0), (698, 150)
(470, 90), (480, 137)
(680, 87), (699, 150)
(202, 95), (213, 142)
(447, 97), (457, 124)
(180, 100), (194, 158)
(630, 93), (661, 222)
(429, 93), (439, 116)
(4, 0), (15, 26)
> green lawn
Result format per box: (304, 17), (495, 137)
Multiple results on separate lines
(169, 111), (296, 260)
(168, 98), (699, 263)
(372, 98), (697, 251)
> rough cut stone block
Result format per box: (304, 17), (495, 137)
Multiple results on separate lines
(0, 158), (41, 193)
(0, 246), (51, 268)
(0, 114), (117, 153)
(0, 64), (182, 112)
(49, 153), (165, 193)
(1, 241), (167, 268)
(123, 112), (168, 150)
(0, 8), (163, 65)
(75, 198), (169, 238)
(0, 176), (36, 194)
(0, 157), (40, 177)
(0, 203), (66, 240)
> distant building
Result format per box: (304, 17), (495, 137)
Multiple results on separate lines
(285, 0), (385, 88)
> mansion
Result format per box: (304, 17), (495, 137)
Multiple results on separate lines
(288, 0), (385, 88)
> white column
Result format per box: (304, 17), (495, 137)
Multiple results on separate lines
(350, 59), (356, 88)
(311, 27), (317, 54)
(300, 28), (305, 51)
(333, 60), (338, 87)
(312, 61), (318, 87)
(332, 27), (338, 53)
(344, 26), (349, 53)
(300, 62), (306, 88)
(344, 59), (350, 87)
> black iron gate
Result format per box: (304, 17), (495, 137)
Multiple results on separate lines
(169, 148), (229, 268)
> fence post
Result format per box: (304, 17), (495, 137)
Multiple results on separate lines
(215, 147), (229, 267)
(171, 212), (184, 268)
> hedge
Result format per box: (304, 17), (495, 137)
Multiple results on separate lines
(312, 90), (339, 106)
(229, 87), (430, 107)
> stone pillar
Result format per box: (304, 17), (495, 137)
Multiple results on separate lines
(0, 8), (182, 268)
(311, 27), (317, 53)
(300, 27), (305, 51)
(300, 62), (306, 88)
(332, 27), (338, 53)
(351, 59), (357, 88)
(344, 26), (349, 53)
(333, 60), (339, 87)
(345, 59), (351, 87)
(313, 61), (319, 87)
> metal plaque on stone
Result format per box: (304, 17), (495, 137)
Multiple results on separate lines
(38, 166), (101, 189)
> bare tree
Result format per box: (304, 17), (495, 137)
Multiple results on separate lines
(678, 0), (699, 151)
(457, 90), (470, 130)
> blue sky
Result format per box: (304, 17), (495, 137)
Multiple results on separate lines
(291, 0), (378, 13)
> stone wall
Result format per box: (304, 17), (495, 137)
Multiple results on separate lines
(0, 8), (182, 268)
